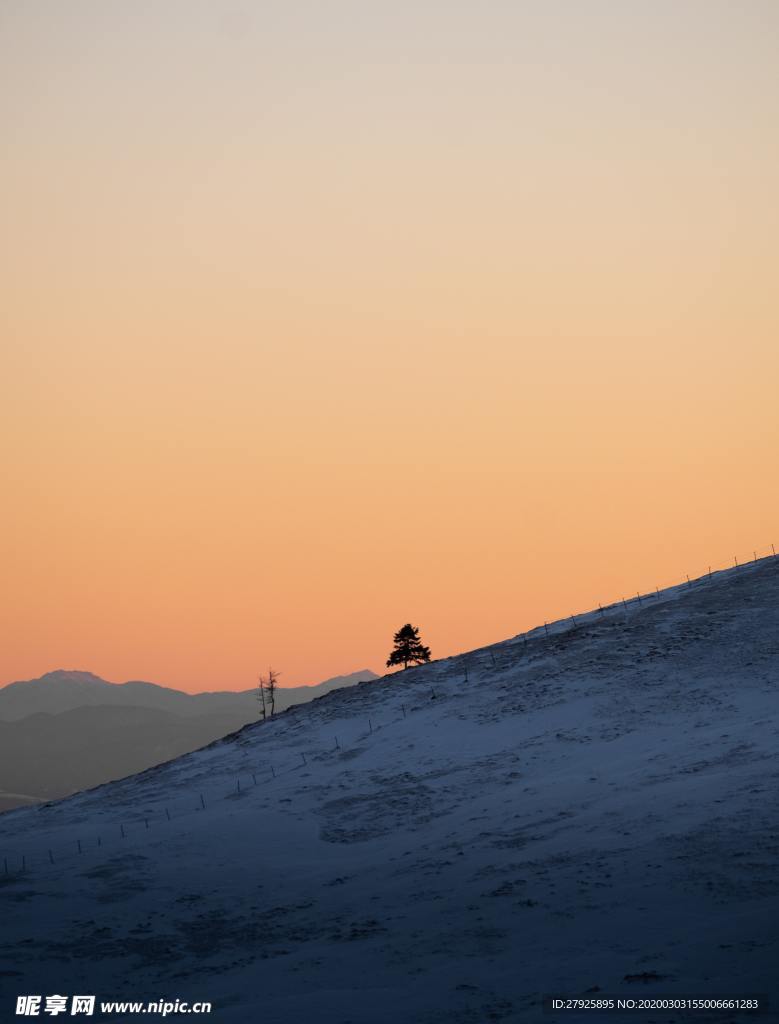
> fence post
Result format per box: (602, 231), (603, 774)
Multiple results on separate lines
(236, 779), (241, 793)
(401, 705), (406, 718)
(734, 555), (738, 567)
(772, 543), (776, 557)
(636, 592), (642, 605)
(543, 621), (549, 636)
(686, 574), (691, 587)
(144, 818), (149, 828)
(77, 839), (82, 854)
(271, 765), (275, 778)
(49, 850), (54, 864)
(754, 551), (758, 562)
(120, 824), (125, 838)
(570, 614), (577, 627)
(252, 773), (257, 786)
(334, 736), (340, 750)
(622, 598), (627, 611)
(165, 808), (171, 821)
(97, 836), (101, 847)
(301, 752), (307, 766)
(368, 718), (373, 733)
(199, 794), (205, 810)
(708, 566), (712, 579)
(598, 603), (604, 616)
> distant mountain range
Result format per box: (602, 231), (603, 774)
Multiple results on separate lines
(0, 668), (378, 810)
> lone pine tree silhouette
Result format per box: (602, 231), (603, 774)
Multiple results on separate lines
(386, 623), (432, 670)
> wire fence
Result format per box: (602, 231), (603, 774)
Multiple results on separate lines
(528, 540), (777, 639)
(0, 699), (423, 880)
(1, 540), (775, 881)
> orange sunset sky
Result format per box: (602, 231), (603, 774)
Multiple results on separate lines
(1, 1), (777, 692)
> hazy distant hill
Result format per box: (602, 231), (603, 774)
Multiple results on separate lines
(0, 668), (378, 809)
(0, 669), (378, 721)
(0, 705), (243, 802)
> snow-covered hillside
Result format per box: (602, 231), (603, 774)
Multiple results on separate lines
(1, 558), (778, 1023)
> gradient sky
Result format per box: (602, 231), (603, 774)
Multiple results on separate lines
(2, 1), (777, 691)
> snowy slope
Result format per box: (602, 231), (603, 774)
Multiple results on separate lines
(1, 558), (778, 1024)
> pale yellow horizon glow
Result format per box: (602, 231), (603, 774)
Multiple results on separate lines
(1, 1), (777, 691)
